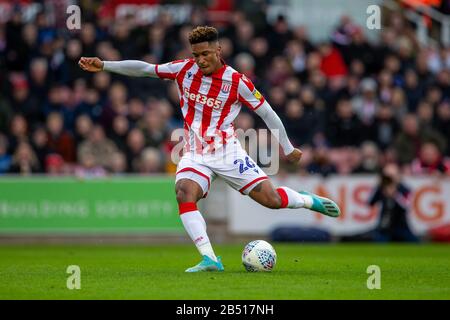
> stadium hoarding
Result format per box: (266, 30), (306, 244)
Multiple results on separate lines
(2, 175), (448, 236)
(0, 177), (183, 234)
(227, 176), (450, 236)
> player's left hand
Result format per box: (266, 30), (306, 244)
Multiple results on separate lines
(286, 148), (302, 163)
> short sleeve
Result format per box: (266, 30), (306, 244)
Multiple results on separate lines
(155, 59), (189, 80)
(237, 74), (266, 111)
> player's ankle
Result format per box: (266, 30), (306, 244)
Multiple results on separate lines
(299, 191), (313, 208)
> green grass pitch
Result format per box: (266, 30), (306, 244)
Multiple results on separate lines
(0, 243), (449, 299)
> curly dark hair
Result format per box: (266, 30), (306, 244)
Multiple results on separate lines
(188, 26), (219, 44)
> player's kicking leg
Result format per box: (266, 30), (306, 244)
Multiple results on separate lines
(175, 178), (224, 272)
(248, 180), (340, 217)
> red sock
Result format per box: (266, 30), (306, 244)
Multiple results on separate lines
(178, 202), (197, 215)
(276, 188), (289, 208)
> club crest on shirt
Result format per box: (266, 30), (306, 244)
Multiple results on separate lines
(221, 82), (231, 94)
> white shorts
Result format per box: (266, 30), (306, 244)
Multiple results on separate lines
(175, 143), (268, 197)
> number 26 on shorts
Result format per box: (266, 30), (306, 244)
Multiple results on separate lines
(234, 156), (258, 174)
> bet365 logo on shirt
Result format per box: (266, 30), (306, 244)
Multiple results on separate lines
(184, 88), (223, 110)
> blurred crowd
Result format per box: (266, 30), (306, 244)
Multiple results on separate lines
(0, 1), (449, 177)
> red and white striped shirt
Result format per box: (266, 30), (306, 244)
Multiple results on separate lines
(155, 58), (265, 154)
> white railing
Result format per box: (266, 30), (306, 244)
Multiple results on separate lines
(383, 0), (450, 47)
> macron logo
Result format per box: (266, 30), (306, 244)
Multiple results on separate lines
(187, 72), (193, 79)
(194, 236), (204, 244)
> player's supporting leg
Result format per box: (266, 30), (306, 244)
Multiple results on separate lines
(248, 180), (340, 217)
(176, 179), (224, 272)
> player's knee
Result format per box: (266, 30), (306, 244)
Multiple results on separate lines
(175, 182), (199, 203)
(175, 186), (189, 203)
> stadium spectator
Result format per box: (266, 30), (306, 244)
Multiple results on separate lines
(267, 56), (293, 87)
(351, 78), (379, 127)
(7, 114), (29, 154)
(390, 87), (408, 122)
(77, 125), (117, 170)
(368, 163), (419, 242)
(410, 141), (450, 175)
(126, 128), (146, 172)
(100, 82), (128, 132)
(402, 69), (423, 112)
(248, 37), (270, 79)
(425, 85), (443, 108)
(436, 69), (450, 100)
(369, 103), (399, 151)
(109, 151), (128, 175)
(8, 73), (41, 124)
(234, 53), (256, 79)
(139, 107), (170, 149)
(0, 134), (12, 174)
(92, 72), (112, 104)
(109, 115), (130, 153)
(8, 141), (41, 175)
(28, 58), (50, 106)
(43, 85), (70, 117)
(282, 99), (320, 147)
(318, 42), (348, 79)
(326, 98), (363, 147)
(393, 113), (446, 166)
(347, 26), (375, 73)
(234, 113), (255, 132)
(353, 141), (381, 174)
(74, 153), (107, 179)
(31, 125), (49, 169)
(74, 114), (93, 145)
(416, 100), (435, 129)
(138, 147), (164, 174)
(79, 22), (97, 57)
(434, 100), (450, 155)
(127, 98), (145, 128)
(45, 153), (65, 176)
(283, 77), (301, 100)
(63, 39), (86, 85)
(267, 15), (293, 57)
(0, 3), (448, 177)
(267, 86), (287, 111)
(0, 96), (13, 134)
(4, 8), (25, 72)
(46, 112), (76, 163)
(307, 145), (337, 177)
(218, 37), (234, 62)
(285, 40), (307, 75)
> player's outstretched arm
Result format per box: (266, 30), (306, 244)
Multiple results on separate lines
(237, 75), (302, 163)
(78, 57), (157, 77)
(255, 101), (302, 163)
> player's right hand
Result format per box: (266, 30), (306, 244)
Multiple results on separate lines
(78, 57), (103, 72)
(286, 148), (303, 163)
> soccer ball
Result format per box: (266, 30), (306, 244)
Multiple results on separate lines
(242, 240), (277, 272)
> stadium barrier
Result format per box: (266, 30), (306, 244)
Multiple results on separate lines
(1, 176), (449, 237)
(0, 176), (183, 234)
(225, 176), (450, 236)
